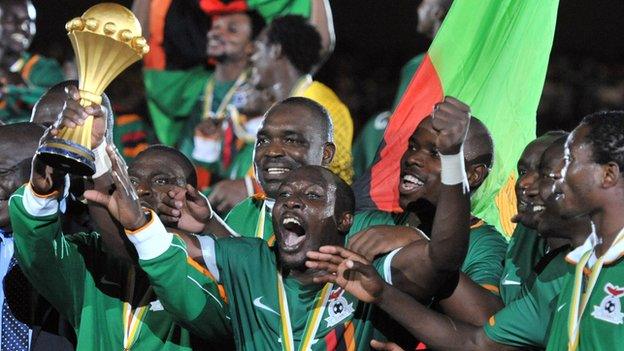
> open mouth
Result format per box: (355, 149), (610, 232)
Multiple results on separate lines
(140, 201), (154, 210)
(400, 173), (425, 192)
(280, 216), (306, 252)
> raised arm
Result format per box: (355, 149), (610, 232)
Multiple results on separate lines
(83, 147), (232, 340)
(310, 0), (335, 67)
(389, 97), (472, 300)
(9, 147), (85, 326)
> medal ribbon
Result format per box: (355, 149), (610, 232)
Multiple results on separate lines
(202, 70), (249, 121)
(122, 269), (153, 350)
(255, 200), (266, 239)
(567, 228), (624, 351)
(277, 272), (333, 351)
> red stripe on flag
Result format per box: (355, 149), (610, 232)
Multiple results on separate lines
(370, 54), (444, 211)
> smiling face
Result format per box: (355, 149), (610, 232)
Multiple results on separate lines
(514, 136), (562, 229)
(207, 12), (254, 63)
(129, 150), (191, 224)
(398, 117), (442, 209)
(554, 125), (604, 219)
(273, 166), (351, 271)
(0, 0), (35, 58)
(536, 139), (585, 238)
(254, 102), (333, 199)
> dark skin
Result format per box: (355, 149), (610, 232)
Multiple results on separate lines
(160, 101), (336, 237)
(556, 124), (624, 257)
(0, 0), (35, 73)
(308, 96), (472, 303)
(0, 123), (43, 232)
(308, 142), (591, 351)
(200, 84), (275, 215)
(416, 0), (451, 39)
(249, 29), (303, 101)
(272, 167), (351, 283)
(351, 98), (498, 325)
(513, 135), (560, 229)
(205, 11), (255, 91)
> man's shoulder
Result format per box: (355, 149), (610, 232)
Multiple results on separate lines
(469, 222), (508, 247)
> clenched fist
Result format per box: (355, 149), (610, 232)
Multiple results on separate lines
(431, 96), (471, 155)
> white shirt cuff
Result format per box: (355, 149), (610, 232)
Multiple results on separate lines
(22, 185), (59, 217)
(125, 211), (173, 260)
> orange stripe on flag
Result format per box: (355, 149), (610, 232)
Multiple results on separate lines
(370, 54), (444, 211)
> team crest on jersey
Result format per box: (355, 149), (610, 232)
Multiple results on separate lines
(591, 283), (624, 325)
(325, 287), (355, 328)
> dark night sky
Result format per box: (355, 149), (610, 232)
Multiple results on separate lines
(29, 0), (624, 132)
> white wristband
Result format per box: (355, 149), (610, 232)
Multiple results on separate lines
(92, 140), (112, 179)
(440, 149), (468, 186)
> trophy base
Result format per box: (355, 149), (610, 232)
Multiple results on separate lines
(37, 138), (96, 177)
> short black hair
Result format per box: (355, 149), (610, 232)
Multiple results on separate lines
(290, 165), (354, 218)
(245, 10), (266, 39)
(266, 15), (321, 74)
(581, 110), (624, 173)
(266, 97), (333, 143)
(133, 145), (198, 187)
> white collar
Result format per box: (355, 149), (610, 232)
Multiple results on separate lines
(566, 226), (624, 266)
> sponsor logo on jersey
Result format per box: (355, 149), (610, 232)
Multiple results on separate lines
(253, 296), (280, 316)
(325, 287), (355, 328)
(591, 283), (624, 325)
(500, 273), (521, 286)
(149, 300), (164, 311)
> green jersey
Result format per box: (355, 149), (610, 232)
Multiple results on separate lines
(546, 232), (624, 351)
(0, 52), (65, 124)
(499, 223), (548, 305)
(484, 246), (569, 348)
(8, 185), (232, 350)
(225, 197), (275, 243)
(132, 223), (401, 351)
(347, 210), (508, 291)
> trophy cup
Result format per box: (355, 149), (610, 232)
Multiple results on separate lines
(37, 3), (149, 176)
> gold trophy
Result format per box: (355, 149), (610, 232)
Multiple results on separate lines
(37, 3), (148, 176)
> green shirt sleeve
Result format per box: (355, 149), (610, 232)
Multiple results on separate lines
(143, 67), (211, 145)
(134, 228), (232, 341)
(461, 225), (508, 293)
(8, 185), (86, 327)
(483, 252), (568, 348)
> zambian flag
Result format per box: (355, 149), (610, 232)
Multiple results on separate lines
(354, 0), (559, 236)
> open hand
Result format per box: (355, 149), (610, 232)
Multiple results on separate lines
(158, 184), (213, 233)
(49, 85), (108, 149)
(83, 146), (146, 231)
(306, 246), (386, 303)
(431, 96), (471, 155)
